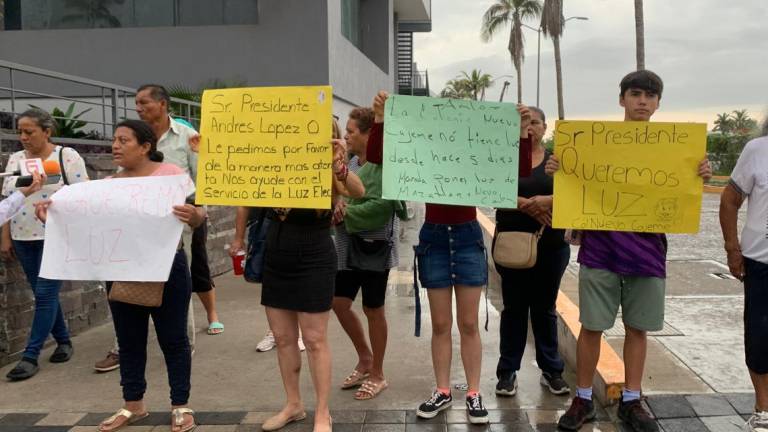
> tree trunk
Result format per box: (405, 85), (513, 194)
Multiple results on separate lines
(634, 0), (645, 70)
(553, 35), (564, 119)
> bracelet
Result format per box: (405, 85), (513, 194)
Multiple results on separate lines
(335, 163), (349, 182)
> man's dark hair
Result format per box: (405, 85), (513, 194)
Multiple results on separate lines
(137, 84), (171, 107)
(619, 70), (664, 99)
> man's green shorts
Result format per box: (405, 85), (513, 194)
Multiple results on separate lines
(578, 265), (665, 332)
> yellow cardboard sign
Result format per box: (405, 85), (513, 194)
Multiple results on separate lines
(196, 86), (333, 209)
(552, 120), (706, 234)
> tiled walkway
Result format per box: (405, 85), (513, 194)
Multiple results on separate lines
(0, 409), (620, 432)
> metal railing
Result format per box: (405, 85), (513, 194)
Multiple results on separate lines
(0, 60), (201, 154)
(397, 69), (430, 95)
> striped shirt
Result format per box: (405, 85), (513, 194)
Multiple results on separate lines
(578, 231), (667, 278)
(334, 157), (399, 271)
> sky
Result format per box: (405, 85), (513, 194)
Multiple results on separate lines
(413, 0), (768, 130)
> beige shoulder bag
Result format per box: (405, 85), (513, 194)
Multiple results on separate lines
(493, 225), (546, 269)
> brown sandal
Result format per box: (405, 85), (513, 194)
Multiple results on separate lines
(341, 369), (369, 389)
(354, 379), (389, 400)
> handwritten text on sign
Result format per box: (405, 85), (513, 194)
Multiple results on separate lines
(382, 95), (520, 208)
(39, 175), (195, 281)
(196, 86), (333, 209)
(552, 121), (706, 233)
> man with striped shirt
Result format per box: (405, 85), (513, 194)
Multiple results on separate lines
(547, 70), (713, 432)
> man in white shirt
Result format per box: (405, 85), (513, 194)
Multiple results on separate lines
(720, 125), (768, 432)
(135, 83), (221, 327)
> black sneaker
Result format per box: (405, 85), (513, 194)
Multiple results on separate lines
(417, 390), (452, 419)
(6, 358), (39, 381)
(540, 371), (570, 395)
(49, 343), (73, 363)
(495, 371), (518, 396)
(465, 394), (489, 424)
(617, 398), (659, 432)
(557, 397), (596, 431)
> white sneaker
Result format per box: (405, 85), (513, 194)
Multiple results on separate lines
(298, 336), (306, 352)
(745, 411), (768, 432)
(256, 331), (276, 352)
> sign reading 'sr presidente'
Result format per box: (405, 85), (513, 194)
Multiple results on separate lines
(552, 120), (707, 234)
(382, 95), (521, 208)
(197, 86), (333, 209)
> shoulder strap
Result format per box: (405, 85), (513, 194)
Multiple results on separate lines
(58, 146), (70, 185)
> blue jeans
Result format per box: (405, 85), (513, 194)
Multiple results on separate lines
(13, 240), (71, 360)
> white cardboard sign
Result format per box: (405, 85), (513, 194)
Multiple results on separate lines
(40, 175), (195, 281)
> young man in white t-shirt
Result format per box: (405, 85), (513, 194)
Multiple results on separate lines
(720, 127), (768, 432)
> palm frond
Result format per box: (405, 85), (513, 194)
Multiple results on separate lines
(481, 2), (511, 42)
(540, 0), (563, 38)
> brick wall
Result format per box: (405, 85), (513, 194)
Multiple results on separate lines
(0, 151), (235, 366)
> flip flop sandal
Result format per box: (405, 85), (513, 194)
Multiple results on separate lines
(98, 408), (149, 432)
(206, 322), (224, 335)
(341, 369), (370, 389)
(171, 407), (196, 432)
(354, 379), (389, 400)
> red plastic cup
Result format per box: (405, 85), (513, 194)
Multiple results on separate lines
(232, 250), (246, 276)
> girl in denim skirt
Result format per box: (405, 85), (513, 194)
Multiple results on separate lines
(367, 91), (531, 424)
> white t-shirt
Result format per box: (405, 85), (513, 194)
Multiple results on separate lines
(730, 136), (768, 264)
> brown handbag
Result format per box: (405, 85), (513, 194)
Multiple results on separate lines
(108, 281), (165, 307)
(492, 225), (546, 269)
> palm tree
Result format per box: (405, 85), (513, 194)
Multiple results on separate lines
(440, 79), (473, 100)
(540, 0), (564, 119)
(461, 69), (493, 101)
(481, 0), (543, 103)
(731, 109), (757, 135)
(634, 0), (645, 69)
(713, 113), (733, 134)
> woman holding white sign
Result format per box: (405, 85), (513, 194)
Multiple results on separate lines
(2, 108), (89, 381)
(37, 119), (204, 432)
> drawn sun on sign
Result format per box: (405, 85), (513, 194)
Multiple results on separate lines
(655, 198), (679, 221)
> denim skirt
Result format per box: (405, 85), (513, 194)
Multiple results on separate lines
(414, 221), (488, 288)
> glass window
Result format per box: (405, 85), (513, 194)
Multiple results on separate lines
(341, 0), (361, 48)
(3, 0), (257, 30)
(224, 0), (258, 25)
(178, 0), (224, 26)
(135, 0), (173, 27)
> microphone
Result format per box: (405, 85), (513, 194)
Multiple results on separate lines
(14, 160), (63, 187)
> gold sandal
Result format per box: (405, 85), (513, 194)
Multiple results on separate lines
(171, 407), (196, 432)
(354, 379), (389, 400)
(98, 408), (149, 432)
(341, 369), (369, 389)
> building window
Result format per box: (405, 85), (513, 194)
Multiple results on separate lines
(340, 0), (388, 73)
(3, 0), (258, 31)
(341, 0), (361, 48)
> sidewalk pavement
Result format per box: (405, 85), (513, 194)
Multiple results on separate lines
(0, 199), (757, 432)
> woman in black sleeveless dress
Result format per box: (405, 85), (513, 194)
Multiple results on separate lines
(260, 120), (364, 432)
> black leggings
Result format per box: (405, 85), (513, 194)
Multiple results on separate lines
(109, 250), (193, 405)
(495, 245), (570, 377)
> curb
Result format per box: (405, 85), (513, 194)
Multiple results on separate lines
(477, 210), (626, 404)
